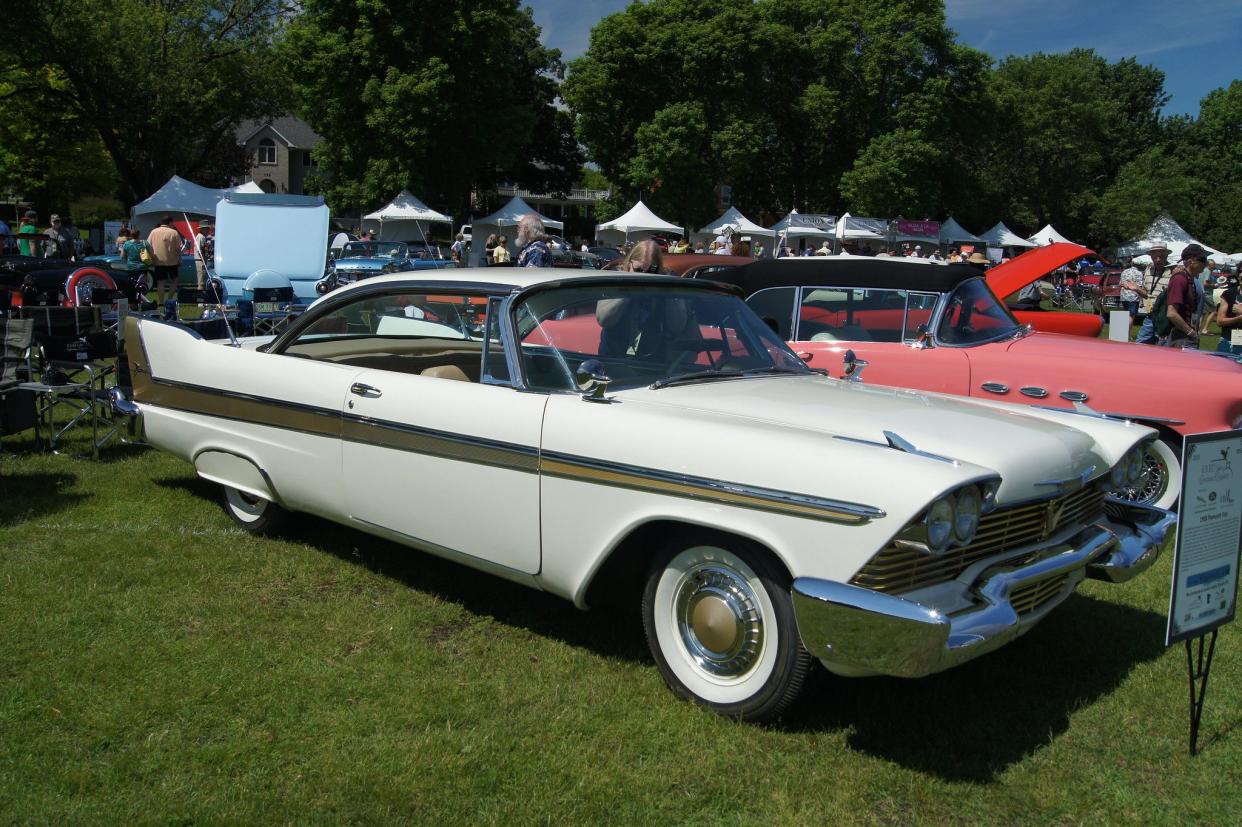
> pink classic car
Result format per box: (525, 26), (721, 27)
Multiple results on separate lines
(706, 256), (1242, 509)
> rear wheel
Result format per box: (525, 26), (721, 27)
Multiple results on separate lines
(642, 538), (811, 721)
(222, 485), (288, 534)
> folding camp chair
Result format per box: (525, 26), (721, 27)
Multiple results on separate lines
(0, 317), (37, 436)
(16, 305), (118, 457)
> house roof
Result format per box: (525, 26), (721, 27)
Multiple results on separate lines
(236, 116), (322, 149)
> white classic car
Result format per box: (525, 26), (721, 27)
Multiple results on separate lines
(113, 270), (1175, 721)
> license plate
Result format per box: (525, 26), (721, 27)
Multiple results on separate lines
(255, 302), (277, 314)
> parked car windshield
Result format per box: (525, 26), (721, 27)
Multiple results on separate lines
(936, 277), (1022, 346)
(341, 241), (406, 260)
(514, 283), (812, 392)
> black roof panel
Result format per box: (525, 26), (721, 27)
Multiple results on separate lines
(703, 256), (984, 294)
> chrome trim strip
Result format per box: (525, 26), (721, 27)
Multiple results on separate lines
(540, 450), (886, 524)
(1099, 412), (1186, 426)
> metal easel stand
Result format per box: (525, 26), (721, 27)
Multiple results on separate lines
(1185, 629), (1219, 756)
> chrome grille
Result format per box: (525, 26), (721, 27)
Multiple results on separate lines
(1009, 574), (1070, 616)
(850, 486), (1106, 595)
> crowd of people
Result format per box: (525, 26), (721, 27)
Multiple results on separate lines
(1117, 242), (1240, 354)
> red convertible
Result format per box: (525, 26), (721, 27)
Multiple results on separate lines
(704, 256), (1242, 510)
(985, 243), (1102, 337)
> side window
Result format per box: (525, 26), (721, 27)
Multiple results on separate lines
(745, 287), (797, 339)
(798, 287), (907, 343)
(482, 297), (511, 384)
(904, 292), (938, 340)
(281, 290), (483, 380)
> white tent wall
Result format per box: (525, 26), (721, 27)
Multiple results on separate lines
(1028, 224), (1074, 246)
(939, 217), (985, 245)
(468, 196), (563, 266)
(361, 190), (453, 244)
(594, 201), (683, 250)
(1115, 213), (1223, 261)
(692, 207), (774, 253)
(130, 176), (263, 233)
(769, 211), (836, 253)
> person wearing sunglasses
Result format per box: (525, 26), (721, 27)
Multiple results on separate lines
(621, 239), (665, 274)
(1163, 244), (1208, 348)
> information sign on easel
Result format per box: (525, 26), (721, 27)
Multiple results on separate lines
(1165, 430), (1242, 755)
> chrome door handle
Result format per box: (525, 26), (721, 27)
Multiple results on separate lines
(350, 383), (382, 398)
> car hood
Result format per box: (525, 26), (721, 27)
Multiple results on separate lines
(1005, 331), (1242, 373)
(619, 374), (1119, 504)
(986, 242), (1094, 297)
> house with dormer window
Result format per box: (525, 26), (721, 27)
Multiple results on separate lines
(236, 116), (323, 195)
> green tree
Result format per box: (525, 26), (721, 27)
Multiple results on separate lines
(5, 0), (289, 207)
(564, 0), (987, 230)
(1188, 81), (1242, 252)
(0, 66), (117, 217)
(282, 0), (578, 220)
(972, 50), (1168, 245)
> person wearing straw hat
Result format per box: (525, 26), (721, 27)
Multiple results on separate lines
(1135, 242), (1171, 344)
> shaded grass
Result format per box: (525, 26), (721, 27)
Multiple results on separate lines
(2, 433), (1240, 824)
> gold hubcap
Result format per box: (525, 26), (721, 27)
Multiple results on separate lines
(691, 595), (739, 653)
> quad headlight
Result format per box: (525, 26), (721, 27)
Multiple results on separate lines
(899, 481), (993, 556)
(1108, 443), (1150, 490)
(926, 497), (956, 552)
(954, 485), (982, 543)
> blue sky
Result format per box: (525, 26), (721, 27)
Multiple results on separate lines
(528, 0), (1241, 116)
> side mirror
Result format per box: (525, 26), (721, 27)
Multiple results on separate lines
(842, 349), (869, 382)
(575, 358), (612, 402)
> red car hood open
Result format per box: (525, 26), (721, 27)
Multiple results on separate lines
(986, 242), (1094, 298)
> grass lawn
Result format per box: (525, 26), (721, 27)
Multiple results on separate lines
(3, 427), (1240, 825)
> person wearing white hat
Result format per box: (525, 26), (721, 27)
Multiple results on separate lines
(1135, 242), (1172, 344)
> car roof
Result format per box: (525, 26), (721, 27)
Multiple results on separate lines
(324, 266), (738, 299)
(707, 254), (986, 294)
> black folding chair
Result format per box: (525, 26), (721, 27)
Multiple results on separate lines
(0, 317), (37, 436)
(16, 305), (119, 457)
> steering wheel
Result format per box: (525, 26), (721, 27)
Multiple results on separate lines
(667, 338), (728, 373)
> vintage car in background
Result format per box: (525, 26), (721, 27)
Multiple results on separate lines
(113, 269), (1172, 721)
(985, 243), (1103, 337)
(707, 256), (1242, 510)
(318, 240), (456, 294)
(1, 252), (151, 309)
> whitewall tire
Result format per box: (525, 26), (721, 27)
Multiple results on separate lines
(1109, 438), (1182, 511)
(222, 485), (288, 534)
(642, 539), (811, 722)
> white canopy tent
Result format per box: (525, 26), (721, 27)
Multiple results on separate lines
(695, 207), (775, 251)
(469, 196), (563, 266)
(939, 217), (985, 245)
(361, 190), (452, 242)
(769, 209), (837, 253)
(835, 213), (886, 242)
(595, 200), (683, 248)
(130, 175), (263, 233)
(980, 221), (1037, 249)
(1116, 213), (1224, 263)
(1027, 224), (1075, 246)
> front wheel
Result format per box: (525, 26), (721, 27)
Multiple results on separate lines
(1109, 438), (1182, 511)
(642, 538), (811, 721)
(222, 485), (288, 534)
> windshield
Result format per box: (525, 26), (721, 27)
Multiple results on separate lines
(341, 241), (406, 260)
(936, 277), (1021, 346)
(514, 284), (812, 392)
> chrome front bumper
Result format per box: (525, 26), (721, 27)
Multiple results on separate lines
(792, 500), (1175, 678)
